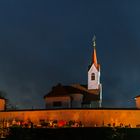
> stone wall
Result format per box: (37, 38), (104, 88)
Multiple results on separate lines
(0, 109), (140, 127)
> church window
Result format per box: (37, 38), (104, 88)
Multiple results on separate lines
(91, 73), (95, 80)
(53, 101), (62, 107)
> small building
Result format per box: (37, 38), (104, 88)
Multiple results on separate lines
(44, 36), (102, 109)
(135, 95), (140, 109)
(0, 97), (6, 111)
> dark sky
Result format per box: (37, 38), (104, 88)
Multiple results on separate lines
(0, 0), (140, 109)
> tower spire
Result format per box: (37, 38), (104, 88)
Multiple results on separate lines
(92, 35), (98, 69)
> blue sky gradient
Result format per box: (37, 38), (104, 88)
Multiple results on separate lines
(0, 0), (139, 109)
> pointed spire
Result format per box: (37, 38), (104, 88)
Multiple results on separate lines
(92, 35), (96, 48)
(92, 35), (98, 69)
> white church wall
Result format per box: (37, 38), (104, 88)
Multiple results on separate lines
(45, 96), (71, 109)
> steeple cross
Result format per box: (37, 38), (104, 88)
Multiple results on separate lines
(92, 35), (96, 47)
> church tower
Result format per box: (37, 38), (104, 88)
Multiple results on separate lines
(88, 36), (101, 90)
(87, 36), (102, 107)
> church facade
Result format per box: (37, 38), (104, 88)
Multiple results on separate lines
(44, 36), (102, 109)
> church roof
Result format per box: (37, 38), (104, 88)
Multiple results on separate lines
(44, 83), (85, 98)
(44, 83), (100, 102)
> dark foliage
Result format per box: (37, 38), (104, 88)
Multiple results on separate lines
(5, 127), (140, 140)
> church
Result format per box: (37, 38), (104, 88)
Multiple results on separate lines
(0, 37), (140, 128)
(44, 36), (102, 109)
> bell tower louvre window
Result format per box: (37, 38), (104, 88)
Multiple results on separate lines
(91, 73), (95, 80)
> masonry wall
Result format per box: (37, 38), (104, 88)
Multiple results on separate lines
(0, 109), (140, 128)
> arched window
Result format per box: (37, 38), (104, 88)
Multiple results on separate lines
(91, 73), (95, 80)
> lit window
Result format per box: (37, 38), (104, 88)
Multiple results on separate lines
(91, 73), (95, 80)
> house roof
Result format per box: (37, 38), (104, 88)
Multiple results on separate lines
(44, 83), (100, 102)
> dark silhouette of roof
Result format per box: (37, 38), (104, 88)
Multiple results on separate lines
(44, 83), (100, 102)
(135, 95), (140, 98)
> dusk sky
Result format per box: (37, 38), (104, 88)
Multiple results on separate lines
(0, 0), (140, 109)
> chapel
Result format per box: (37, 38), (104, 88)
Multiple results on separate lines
(44, 36), (102, 109)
